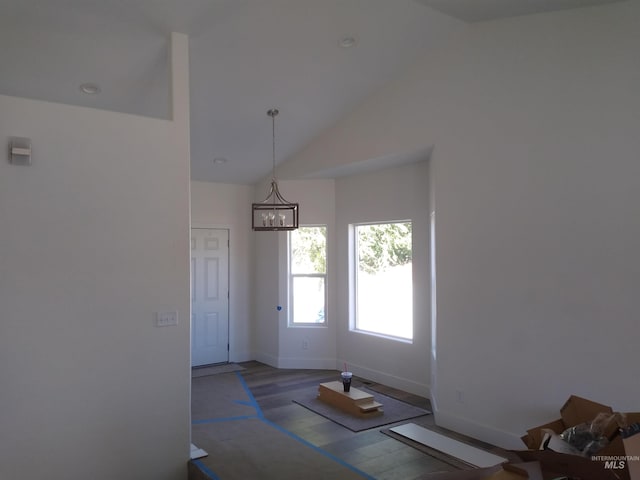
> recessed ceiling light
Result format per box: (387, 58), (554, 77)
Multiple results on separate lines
(213, 157), (227, 165)
(79, 83), (101, 95)
(338, 35), (357, 49)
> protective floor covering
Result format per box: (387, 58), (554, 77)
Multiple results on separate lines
(191, 372), (375, 480)
(292, 385), (431, 432)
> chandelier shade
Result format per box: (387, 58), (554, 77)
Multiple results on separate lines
(252, 108), (299, 231)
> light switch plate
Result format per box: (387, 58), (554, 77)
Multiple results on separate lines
(156, 311), (178, 327)
(9, 137), (32, 165)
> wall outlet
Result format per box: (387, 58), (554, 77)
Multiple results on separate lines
(455, 390), (465, 404)
(156, 311), (178, 327)
(302, 339), (309, 350)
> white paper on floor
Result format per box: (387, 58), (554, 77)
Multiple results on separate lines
(190, 443), (208, 460)
(389, 423), (507, 468)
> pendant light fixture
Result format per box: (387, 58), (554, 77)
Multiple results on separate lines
(252, 108), (299, 231)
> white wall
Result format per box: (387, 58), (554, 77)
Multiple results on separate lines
(335, 162), (431, 396)
(191, 181), (254, 361)
(0, 34), (191, 480)
(251, 174), (281, 364)
(249, 167), (429, 390)
(276, 1), (640, 448)
(253, 222), (282, 365)
(429, 2), (640, 446)
(250, 161), (430, 392)
(276, 179), (337, 369)
(251, 178), (338, 368)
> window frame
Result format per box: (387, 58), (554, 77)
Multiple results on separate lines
(350, 220), (413, 342)
(287, 224), (328, 327)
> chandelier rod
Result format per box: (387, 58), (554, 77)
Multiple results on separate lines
(268, 108), (279, 181)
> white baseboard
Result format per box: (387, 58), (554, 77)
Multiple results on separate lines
(254, 352), (279, 368)
(434, 408), (524, 450)
(229, 351), (252, 363)
(250, 354), (429, 398)
(338, 360), (430, 398)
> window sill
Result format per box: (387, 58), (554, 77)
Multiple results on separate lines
(287, 323), (328, 329)
(350, 328), (413, 344)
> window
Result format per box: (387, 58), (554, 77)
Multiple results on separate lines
(353, 221), (413, 340)
(289, 226), (327, 325)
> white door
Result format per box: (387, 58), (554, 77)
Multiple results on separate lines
(191, 228), (229, 366)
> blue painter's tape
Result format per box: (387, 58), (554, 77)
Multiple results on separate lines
(235, 371), (264, 418)
(192, 459), (221, 480)
(233, 371), (375, 479)
(192, 415), (258, 425)
(260, 417), (377, 480)
(234, 400), (255, 407)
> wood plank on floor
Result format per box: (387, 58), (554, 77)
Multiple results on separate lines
(389, 423), (508, 468)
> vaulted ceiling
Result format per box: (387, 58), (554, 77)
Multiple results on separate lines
(0, 0), (626, 184)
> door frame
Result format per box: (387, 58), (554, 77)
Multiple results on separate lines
(190, 223), (231, 365)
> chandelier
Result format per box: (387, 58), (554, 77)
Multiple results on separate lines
(252, 108), (299, 231)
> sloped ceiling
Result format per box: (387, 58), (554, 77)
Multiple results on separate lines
(0, 0), (627, 183)
(416, 0), (625, 23)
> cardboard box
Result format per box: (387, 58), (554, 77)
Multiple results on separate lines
(521, 395), (615, 450)
(621, 422), (640, 480)
(512, 449), (622, 480)
(517, 395), (640, 480)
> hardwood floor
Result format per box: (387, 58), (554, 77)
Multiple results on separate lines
(190, 361), (504, 480)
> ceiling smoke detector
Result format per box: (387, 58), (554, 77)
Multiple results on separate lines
(79, 83), (101, 95)
(338, 35), (357, 49)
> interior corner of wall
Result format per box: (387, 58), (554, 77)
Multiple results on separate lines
(434, 409), (523, 450)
